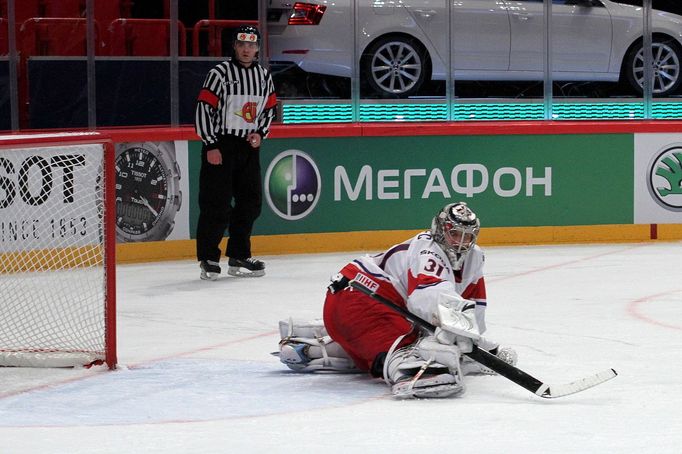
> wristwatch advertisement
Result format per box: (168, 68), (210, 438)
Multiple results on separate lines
(115, 141), (183, 242)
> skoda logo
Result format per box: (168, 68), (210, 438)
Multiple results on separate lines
(648, 144), (682, 211)
(265, 150), (321, 220)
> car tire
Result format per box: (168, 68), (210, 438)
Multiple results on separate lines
(362, 36), (429, 98)
(624, 38), (682, 97)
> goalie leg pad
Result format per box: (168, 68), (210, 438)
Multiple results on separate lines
(384, 336), (464, 399)
(278, 319), (359, 373)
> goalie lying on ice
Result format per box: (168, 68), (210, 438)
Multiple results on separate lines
(277, 202), (517, 398)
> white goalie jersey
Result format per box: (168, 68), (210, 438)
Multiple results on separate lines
(337, 230), (489, 333)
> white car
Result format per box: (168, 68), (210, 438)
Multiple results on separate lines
(267, 0), (682, 97)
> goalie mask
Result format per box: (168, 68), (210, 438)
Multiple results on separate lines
(431, 202), (480, 270)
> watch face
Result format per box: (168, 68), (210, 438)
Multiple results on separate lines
(115, 146), (169, 236)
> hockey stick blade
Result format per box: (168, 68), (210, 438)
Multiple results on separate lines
(349, 279), (617, 399)
(535, 368), (618, 398)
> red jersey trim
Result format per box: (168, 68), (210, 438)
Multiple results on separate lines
(461, 278), (487, 301)
(407, 270), (443, 296)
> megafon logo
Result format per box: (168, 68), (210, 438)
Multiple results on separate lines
(648, 144), (682, 211)
(265, 150), (321, 220)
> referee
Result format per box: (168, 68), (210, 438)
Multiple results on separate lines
(194, 25), (277, 281)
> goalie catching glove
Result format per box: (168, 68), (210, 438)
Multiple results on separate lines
(432, 293), (480, 353)
(431, 293), (518, 374)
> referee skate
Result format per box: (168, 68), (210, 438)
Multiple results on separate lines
(227, 257), (266, 277)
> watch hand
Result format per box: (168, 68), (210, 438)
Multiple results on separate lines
(138, 196), (159, 217)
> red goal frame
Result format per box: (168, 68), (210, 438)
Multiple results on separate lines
(0, 132), (117, 369)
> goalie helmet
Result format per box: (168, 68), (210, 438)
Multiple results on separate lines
(431, 202), (480, 270)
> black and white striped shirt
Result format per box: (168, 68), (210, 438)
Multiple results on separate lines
(195, 59), (277, 146)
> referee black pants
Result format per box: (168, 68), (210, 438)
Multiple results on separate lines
(196, 135), (262, 263)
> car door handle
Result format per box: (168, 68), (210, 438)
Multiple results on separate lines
(512, 13), (532, 21)
(413, 9), (437, 19)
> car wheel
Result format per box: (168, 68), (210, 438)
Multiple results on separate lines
(625, 39), (682, 96)
(362, 36), (428, 98)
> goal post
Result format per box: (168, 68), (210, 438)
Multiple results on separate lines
(0, 132), (117, 369)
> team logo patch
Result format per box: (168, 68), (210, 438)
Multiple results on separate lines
(353, 273), (379, 292)
(235, 102), (258, 123)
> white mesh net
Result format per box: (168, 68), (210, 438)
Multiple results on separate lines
(0, 143), (112, 367)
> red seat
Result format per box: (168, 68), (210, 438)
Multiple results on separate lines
(18, 18), (96, 56)
(15, 18), (100, 129)
(1, 0), (41, 24)
(104, 18), (186, 56)
(0, 18), (7, 55)
(94, 0), (124, 26)
(191, 19), (257, 57)
(44, 0), (84, 18)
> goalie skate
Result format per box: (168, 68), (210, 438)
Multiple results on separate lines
(227, 257), (265, 277)
(385, 339), (464, 399)
(392, 372), (464, 399)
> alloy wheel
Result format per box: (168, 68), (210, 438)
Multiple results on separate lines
(632, 42), (681, 95)
(370, 41), (423, 95)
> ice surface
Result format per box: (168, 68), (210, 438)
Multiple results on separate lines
(1, 242), (681, 453)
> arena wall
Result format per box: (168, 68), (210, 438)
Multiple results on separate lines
(93, 121), (682, 262)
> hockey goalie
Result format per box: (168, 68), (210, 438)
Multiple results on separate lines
(277, 202), (517, 399)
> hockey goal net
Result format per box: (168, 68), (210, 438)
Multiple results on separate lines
(0, 133), (116, 368)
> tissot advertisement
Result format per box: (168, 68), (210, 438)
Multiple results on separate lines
(114, 141), (190, 243)
(0, 144), (104, 252)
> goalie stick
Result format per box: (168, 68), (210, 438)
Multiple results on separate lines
(348, 279), (617, 399)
